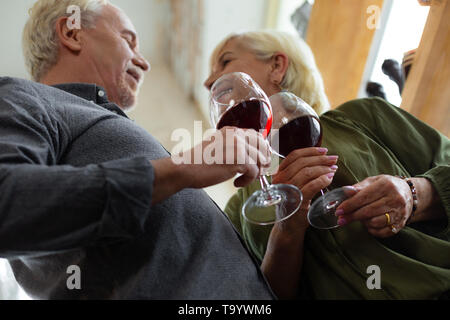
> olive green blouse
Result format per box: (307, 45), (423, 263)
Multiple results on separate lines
(224, 98), (450, 299)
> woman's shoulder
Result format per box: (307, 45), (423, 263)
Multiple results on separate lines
(320, 97), (406, 134)
(322, 97), (396, 120)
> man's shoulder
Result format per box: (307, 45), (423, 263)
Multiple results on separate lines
(0, 77), (54, 113)
(1, 76), (48, 92)
(0, 76), (72, 107)
(0, 77), (103, 115)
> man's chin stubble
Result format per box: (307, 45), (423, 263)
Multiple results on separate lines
(118, 79), (139, 111)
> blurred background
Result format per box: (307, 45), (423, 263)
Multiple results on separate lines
(1, 0), (446, 299)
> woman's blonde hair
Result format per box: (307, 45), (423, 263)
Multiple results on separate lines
(22, 0), (108, 81)
(210, 30), (330, 114)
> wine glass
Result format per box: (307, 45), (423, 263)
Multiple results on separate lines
(209, 72), (303, 225)
(268, 92), (354, 229)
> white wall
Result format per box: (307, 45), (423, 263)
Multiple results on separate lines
(0, 0), (170, 79)
(196, 0), (269, 120)
(112, 0), (170, 65)
(0, 0), (36, 78)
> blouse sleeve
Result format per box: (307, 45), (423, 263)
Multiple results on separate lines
(224, 183), (273, 263)
(224, 190), (244, 236)
(335, 98), (450, 238)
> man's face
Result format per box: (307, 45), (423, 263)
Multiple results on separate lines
(80, 4), (150, 110)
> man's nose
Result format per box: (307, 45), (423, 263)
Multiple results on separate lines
(133, 53), (150, 72)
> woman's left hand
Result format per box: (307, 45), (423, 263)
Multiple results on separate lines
(335, 175), (413, 238)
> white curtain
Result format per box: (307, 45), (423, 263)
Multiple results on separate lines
(0, 259), (30, 300)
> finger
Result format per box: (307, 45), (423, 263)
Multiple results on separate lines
(233, 164), (259, 187)
(244, 140), (271, 171)
(276, 155), (338, 183)
(277, 147), (329, 172)
(237, 129), (271, 167)
(336, 179), (386, 217)
(299, 172), (335, 201)
(256, 136), (271, 167)
(366, 226), (398, 238)
(279, 165), (337, 188)
(232, 134), (268, 187)
(365, 211), (406, 230)
(365, 213), (391, 229)
(339, 198), (389, 224)
(232, 133), (264, 167)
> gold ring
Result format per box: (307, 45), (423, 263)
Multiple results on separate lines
(385, 213), (391, 226)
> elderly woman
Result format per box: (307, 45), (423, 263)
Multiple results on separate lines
(204, 30), (450, 299)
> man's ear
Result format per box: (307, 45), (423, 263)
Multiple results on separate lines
(270, 52), (289, 85)
(55, 16), (82, 52)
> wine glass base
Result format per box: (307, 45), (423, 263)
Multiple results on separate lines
(242, 184), (303, 225)
(255, 193), (283, 207)
(307, 187), (354, 229)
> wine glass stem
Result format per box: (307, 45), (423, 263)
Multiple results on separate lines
(259, 175), (271, 193)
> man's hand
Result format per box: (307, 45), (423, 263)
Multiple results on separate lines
(151, 127), (270, 204)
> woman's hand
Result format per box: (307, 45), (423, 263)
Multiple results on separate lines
(335, 175), (413, 237)
(271, 147), (338, 231)
(336, 175), (445, 238)
(261, 147), (337, 299)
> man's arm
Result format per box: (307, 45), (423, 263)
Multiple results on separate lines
(0, 97), (268, 258)
(0, 158), (155, 258)
(151, 127), (271, 205)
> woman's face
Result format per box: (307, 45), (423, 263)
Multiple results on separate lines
(204, 38), (278, 97)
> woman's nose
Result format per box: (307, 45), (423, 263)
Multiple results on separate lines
(204, 77), (213, 91)
(204, 72), (219, 91)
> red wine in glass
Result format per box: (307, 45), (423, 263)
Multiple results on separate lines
(216, 99), (273, 138)
(272, 115), (322, 157)
(210, 73), (303, 226)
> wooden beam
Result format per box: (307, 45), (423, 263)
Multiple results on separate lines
(400, 0), (450, 137)
(306, 0), (384, 108)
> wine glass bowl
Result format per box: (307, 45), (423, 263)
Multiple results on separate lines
(268, 91), (356, 230)
(209, 73), (303, 225)
(307, 187), (349, 229)
(210, 72), (272, 138)
(269, 92), (322, 158)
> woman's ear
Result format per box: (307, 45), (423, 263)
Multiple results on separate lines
(55, 16), (83, 52)
(270, 52), (289, 85)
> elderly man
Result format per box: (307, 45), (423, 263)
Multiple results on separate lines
(0, 0), (274, 299)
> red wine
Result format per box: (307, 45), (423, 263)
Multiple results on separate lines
(216, 99), (272, 138)
(272, 115), (322, 157)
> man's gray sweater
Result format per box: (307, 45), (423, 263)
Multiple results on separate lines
(0, 77), (274, 300)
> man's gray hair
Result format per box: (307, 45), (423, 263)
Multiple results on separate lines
(22, 0), (108, 81)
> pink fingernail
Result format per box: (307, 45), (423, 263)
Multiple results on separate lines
(328, 156), (338, 161)
(327, 172), (335, 179)
(318, 148), (328, 154)
(335, 209), (344, 216)
(330, 165), (338, 171)
(338, 217), (347, 226)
